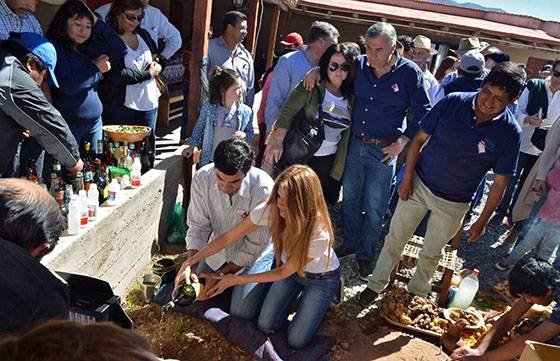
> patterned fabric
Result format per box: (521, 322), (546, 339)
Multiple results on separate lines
(0, 0), (42, 40)
(185, 100), (253, 167)
(154, 284), (336, 361)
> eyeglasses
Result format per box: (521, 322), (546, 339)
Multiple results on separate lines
(553, 71), (560, 77)
(328, 62), (351, 72)
(124, 14), (143, 23)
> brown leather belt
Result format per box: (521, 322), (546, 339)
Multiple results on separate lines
(354, 135), (398, 146)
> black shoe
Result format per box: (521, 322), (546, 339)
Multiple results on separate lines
(357, 287), (378, 307)
(357, 260), (374, 281)
(334, 245), (355, 258)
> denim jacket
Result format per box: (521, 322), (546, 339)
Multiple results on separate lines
(186, 100), (254, 166)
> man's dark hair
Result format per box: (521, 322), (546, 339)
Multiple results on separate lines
(481, 61), (527, 100)
(398, 35), (414, 53)
(223, 10), (247, 32)
(213, 139), (254, 176)
(0, 320), (159, 361)
(46, 0), (94, 53)
(552, 58), (560, 72)
(319, 43), (354, 99)
(508, 255), (560, 298)
(457, 67), (482, 78)
(307, 21), (339, 44)
(0, 179), (65, 255)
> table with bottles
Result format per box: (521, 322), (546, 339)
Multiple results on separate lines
(26, 134), (155, 234)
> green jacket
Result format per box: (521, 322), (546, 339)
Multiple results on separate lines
(275, 80), (354, 181)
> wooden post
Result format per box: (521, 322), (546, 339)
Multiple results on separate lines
(186, 0), (212, 138)
(246, 0), (261, 56)
(266, 5), (281, 69)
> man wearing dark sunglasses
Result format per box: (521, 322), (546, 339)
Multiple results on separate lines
(488, 58), (560, 233)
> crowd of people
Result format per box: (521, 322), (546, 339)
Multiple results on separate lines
(2, 0), (560, 360)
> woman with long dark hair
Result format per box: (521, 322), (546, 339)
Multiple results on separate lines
(46, 0), (124, 153)
(99, 0), (162, 160)
(264, 43), (355, 205)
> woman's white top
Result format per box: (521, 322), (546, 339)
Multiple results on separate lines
(124, 34), (160, 111)
(250, 202), (339, 273)
(315, 89), (351, 157)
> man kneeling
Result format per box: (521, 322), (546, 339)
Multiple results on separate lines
(452, 255), (560, 360)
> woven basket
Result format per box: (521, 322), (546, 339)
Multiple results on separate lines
(103, 125), (151, 143)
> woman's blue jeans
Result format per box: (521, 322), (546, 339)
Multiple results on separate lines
(257, 268), (340, 349)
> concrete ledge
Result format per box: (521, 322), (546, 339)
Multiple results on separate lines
(42, 149), (186, 297)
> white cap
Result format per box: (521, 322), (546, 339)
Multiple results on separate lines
(89, 184), (98, 191)
(78, 190), (87, 197)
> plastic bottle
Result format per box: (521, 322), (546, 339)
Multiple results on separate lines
(87, 184), (99, 221)
(131, 157), (142, 187)
(120, 174), (130, 190)
(78, 190), (89, 227)
(448, 269), (480, 309)
(67, 195), (81, 235)
(107, 179), (119, 206)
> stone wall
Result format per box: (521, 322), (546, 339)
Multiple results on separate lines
(42, 150), (186, 297)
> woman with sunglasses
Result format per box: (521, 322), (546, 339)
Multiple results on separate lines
(176, 164), (340, 349)
(46, 0), (125, 155)
(99, 0), (162, 159)
(265, 43), (354, 205)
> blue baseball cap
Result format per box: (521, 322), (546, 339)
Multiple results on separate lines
(8, 32), (59, 87)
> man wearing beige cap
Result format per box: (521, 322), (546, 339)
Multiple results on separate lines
(435, 36), (489, 100)
(0, 0), (65, 39)
(413, 35), (439, 104)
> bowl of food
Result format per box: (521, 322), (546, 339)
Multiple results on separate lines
(444, 307), (485, 330)
(103, 125), (151, 143)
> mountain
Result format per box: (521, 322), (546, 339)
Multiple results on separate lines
(423, 0), (505, 13)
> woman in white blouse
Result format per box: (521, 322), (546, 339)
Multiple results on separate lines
(177, 164), (340, 349)
(100, 0), (162, 160)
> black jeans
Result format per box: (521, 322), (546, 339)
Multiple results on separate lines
(307, 154), (341, 206)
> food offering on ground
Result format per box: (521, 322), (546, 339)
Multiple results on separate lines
(444, 308), (485, 329)
(459, 323), (492, 348)
(379, 288), (449, 335)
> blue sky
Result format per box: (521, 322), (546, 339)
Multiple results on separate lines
(460, 0), (558, 21)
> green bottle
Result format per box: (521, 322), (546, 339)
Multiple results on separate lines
(162, 283), (203, 311)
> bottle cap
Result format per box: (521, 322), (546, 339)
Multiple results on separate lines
(472, 269), (479, 276)
(89, 184), (97, 190)
(78, 190), (87, 197)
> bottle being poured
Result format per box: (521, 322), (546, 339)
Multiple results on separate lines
(163, 282), (205, 311)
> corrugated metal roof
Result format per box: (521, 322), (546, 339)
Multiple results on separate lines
(298, 0), (560, 46)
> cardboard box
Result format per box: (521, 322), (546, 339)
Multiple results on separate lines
(519, 340), (560, 361)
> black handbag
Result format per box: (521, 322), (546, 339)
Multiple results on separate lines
(273, 97), (325, 177)
(531, 127), (548, 152)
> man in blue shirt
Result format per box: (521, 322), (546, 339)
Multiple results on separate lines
(264, 21), (339, 132)
(207, 11), (255, 107)
(335, 22), (431, 280)
(359, 62), (525, 305)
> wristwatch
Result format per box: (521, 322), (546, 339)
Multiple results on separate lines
(396, 137), (408, 145)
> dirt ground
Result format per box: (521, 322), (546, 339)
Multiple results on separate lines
(125, 283), (450, 361)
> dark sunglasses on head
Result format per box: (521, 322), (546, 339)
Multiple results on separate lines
(125, 14), (143, 23)
(553, 71), (560, 77)
(328, 62), (351, 72)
